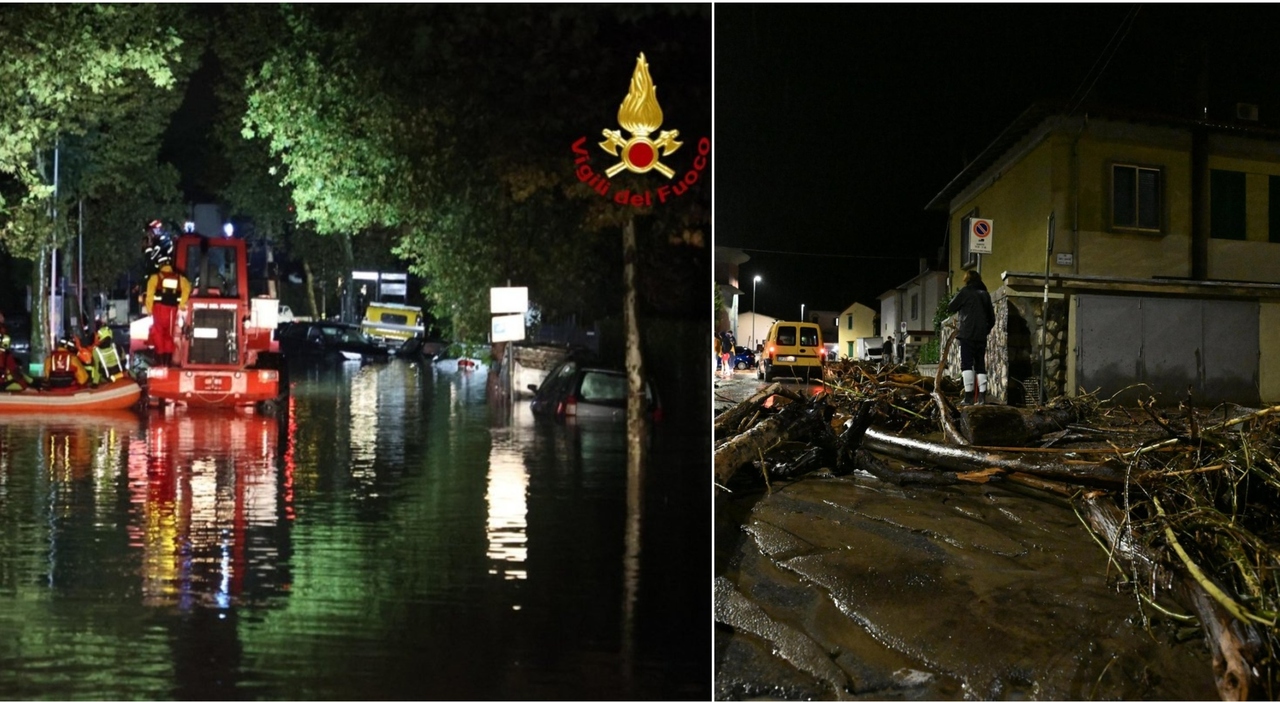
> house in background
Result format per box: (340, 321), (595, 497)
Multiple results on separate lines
(928, 102), (1280, 406)
(835, 301), (877, 360)
(876, 260), (948, 362)
(737, 311), (777, 350)
(803, 309), (840, 357)
(714, 247), (749, 342)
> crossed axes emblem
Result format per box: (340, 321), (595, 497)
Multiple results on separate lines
(599, 129), (682, 178)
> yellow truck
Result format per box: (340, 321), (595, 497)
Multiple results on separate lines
(360, 302), (425, 348)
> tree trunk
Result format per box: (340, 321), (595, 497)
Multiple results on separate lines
(959, 404), (1080, 446)
(303, 259), (320, 320)
(623, 217), (646, 467)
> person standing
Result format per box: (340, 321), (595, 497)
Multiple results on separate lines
(713, 333), (722, 376)
(882, 336), (894, 366)
(144, 247), (191, 367)
(947, 269), (996, 405)
(719, 331), (733, 378)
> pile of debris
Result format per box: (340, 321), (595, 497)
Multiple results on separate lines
(715, 358), (1280, 700)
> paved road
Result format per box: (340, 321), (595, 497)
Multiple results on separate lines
(712, 367), (824, 414)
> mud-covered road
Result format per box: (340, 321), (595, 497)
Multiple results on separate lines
(714, 371), (1223, 700)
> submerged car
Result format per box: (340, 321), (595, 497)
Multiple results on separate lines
(277, 321), (391, 364)
(528, 357), (662, 422)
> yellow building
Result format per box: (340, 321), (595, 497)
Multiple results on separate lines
(835, 302), (876, 360)
(928, 103), (1280, 406)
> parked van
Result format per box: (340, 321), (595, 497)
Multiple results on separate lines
(757, 320), (825, 382)
(360, 302), (425, 348)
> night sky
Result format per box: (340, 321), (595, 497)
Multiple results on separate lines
(714, 4), (1280, 321)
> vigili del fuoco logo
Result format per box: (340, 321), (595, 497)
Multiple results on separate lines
(571, 53), (709, 208)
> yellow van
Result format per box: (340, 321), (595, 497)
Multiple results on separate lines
(360, 302), (425, 348)
(757, 320), (825, 382)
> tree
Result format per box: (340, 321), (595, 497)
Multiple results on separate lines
(0, 5), (194, 357)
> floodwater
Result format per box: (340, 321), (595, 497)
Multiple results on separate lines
(0, 359), (709, 700)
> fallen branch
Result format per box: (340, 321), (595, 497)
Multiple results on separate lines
(1125, 404), (1280, 459)
(863, 428), (1151, 485)
(931, 333), (968, 446)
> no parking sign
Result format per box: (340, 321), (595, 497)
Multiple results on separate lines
(969, 218), (993, 254)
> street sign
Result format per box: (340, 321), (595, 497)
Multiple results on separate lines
(969, 218), (993, 254)
(490, 287), (529, 314)
(491, 313), (526, 342)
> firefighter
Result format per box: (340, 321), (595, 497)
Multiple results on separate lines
(45, 337), (89, 389)
(90, 326), (128, 385)
(144, 246), (191, 366)
(0, 334), (32, 391)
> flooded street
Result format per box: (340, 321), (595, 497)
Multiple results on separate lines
(0, 359), (709, 700)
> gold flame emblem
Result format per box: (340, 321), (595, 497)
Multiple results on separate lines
(600, 53), (682, 178)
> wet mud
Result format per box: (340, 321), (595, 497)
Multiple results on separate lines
(715, 473), (1221, 700)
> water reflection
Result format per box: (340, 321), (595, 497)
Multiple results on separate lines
(127, 408), (287, 610)
(486, 423), (528, 582)
(0, 360), (710, 699)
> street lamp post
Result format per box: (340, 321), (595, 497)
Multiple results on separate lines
(800, 303), (805, 322)
(752, 275), (761, 349)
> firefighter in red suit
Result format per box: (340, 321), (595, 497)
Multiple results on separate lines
(0, 334), (32, 391)
(144, 249), (191, 366)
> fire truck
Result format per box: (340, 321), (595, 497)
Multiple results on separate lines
(138, 234), (285, 409)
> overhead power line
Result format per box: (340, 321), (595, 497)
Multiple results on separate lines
(1066, 4), (1143, 117)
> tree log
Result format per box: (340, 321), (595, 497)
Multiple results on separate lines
(862, 428), (1151, 485)
(714, 397), (829, 485)
(959, 404), (1080, 446)
(713, 382), (804, 437)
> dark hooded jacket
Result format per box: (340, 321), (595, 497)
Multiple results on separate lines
(947, 278), (995, 341)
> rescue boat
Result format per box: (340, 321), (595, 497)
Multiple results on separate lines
(0, 376), (144, 413)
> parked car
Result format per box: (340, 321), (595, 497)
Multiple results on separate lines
(528, 357), (662, 422)
(732, 345), (756, 370)
(277, 321), (391, 364)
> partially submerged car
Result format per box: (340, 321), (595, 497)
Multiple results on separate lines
(528, 357), (661, 422)
(278, 321), (391, 364)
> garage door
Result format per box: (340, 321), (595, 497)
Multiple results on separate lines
(1077, 295), (1258, 406)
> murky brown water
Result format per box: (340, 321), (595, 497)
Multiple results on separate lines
(0, 360), (709, 699)
(715, 473), (1222, 700)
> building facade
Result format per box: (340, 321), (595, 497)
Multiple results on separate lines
(877, 264), (948, 362)
(835, 301), (877, 360)
(929, 104), (1280, 405)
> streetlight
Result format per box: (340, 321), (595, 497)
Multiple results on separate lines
(752, 275), (762, 349)
(801, 303), (805, 322)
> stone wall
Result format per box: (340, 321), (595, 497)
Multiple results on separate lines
(942, 287), (1069, 407)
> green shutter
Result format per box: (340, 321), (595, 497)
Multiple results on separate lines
(1270, 176), (1280, 243)
(1211, 169), (1247, 240)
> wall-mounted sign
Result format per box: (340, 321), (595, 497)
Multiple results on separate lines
(969, 218), (993, 254)
(1056, 253), (1074, 266)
